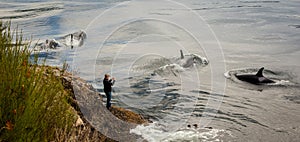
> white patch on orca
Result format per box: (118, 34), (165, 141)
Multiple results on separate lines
(176, 52), (209, 68)
(258, 77), (265, 82)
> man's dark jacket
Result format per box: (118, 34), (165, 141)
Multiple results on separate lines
(103, 78), (115, 92)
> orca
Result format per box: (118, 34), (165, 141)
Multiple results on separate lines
(36, 39), (60, 49)
(235, 67), (275, 85)
(153, 50), (209, 76)
(178, 50), (208, 68)
(63, 30), (87, 48)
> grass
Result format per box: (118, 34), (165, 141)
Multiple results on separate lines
(0, 21), (75, 141)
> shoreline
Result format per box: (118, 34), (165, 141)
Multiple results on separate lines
(51, 66), (149, 141)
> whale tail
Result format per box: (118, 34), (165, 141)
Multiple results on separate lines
(180, 50), (184, 59)
(256, 67), (264, 77)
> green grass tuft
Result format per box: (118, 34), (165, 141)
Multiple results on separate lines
(0, 21), (75, 141)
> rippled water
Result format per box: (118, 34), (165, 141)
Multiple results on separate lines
(1, 0), (300, 141)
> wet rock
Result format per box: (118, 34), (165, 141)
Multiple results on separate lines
(193, 124), (198, 128)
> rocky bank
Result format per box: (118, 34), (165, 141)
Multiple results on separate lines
(51, 67), (148, 142)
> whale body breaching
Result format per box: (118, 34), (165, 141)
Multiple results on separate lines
(35, 30), (87, 50)
(63, 30), (87, 48)
(178, 50), (209, 68)
(153, 50), (209, 76)
(235, 67), (275, 85)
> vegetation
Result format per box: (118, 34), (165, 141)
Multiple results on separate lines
(0, 21), (75, 141)
(0, 21), (148, 142)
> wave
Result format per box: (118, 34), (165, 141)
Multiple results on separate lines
(130, 122), (232, 142)
(240, 0), (280, 4)
(154, 63), (185, 77)
(0, 2), (63, 20)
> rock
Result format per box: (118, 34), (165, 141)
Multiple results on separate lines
(193, 124), (198, 128)
(75, 117), (84, 127)
(46, 66), (149, 141)
(109, 106), (148, 124)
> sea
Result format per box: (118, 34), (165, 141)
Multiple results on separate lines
(1, 0), (300, 141)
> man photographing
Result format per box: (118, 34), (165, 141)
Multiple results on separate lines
(103, 74), (115, 109)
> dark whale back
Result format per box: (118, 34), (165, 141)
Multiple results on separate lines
(235, 67), (275, 85)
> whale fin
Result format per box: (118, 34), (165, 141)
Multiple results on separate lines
(180, 50), (184, 59)
(256, 67), (264, 77)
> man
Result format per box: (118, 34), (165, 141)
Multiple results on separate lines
(103, 74), (115, 109)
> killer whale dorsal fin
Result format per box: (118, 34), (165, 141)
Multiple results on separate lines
(180, 50), (184, 59)
(256, 67), (264, 77)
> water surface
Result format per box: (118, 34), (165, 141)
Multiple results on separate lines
(1, 0), (299, 141)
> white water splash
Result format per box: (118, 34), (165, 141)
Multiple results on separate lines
(130, 123), (232, 142)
